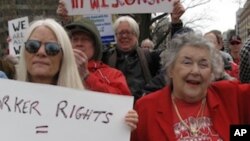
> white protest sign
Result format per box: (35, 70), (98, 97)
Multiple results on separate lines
(84, 14), (115, 44)
(8, 16), (29, 56)
(0, 79), (133, 141)
(65, 0), (174, 15)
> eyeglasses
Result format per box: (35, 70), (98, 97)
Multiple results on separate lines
(25, 40), (62, 56)
(116, 31), (135, 37)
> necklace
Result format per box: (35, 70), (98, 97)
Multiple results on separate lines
(171, 95), (206, 136)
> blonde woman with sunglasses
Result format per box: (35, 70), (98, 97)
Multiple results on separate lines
(16, 18), (138, 131)
(16, 18), (84, 90)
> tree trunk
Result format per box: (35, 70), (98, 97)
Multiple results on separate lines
(135, 14), (152, 45)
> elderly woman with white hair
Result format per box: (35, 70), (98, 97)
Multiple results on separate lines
(132, 33), (250, 141)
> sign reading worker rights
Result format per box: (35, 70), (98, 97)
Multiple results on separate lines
(65, 0), (174, 15)
(0, 79), (133, 141)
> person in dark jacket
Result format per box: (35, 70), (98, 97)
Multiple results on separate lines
(102, 0), (185, 101)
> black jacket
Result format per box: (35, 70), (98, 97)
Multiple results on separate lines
(102, 22), (183, 101)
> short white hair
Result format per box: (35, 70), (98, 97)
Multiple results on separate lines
(113, 16), (140, 38)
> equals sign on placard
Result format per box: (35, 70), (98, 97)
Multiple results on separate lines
(36, 125), (48, 134)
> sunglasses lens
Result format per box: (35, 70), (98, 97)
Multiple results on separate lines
(45, 43), (61, 56)
(25, 40), (61, 56)
(25, 40), (40, 54)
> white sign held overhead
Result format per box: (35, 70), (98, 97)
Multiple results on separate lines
(8, 16), (29, 56)
(84, 14), (115, 44)
(0, 79), (134, 141)
(64, 0), (174, 15)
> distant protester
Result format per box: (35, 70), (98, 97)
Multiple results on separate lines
(141, 38), (154, 50)
(229, 35), (242, 65)
(204, 31), (238, 80)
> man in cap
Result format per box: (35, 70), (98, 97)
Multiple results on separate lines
(65, 17), (139, 132)
(65, 17), (131, 96)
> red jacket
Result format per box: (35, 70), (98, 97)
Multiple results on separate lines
(131, 80), (250, 141)
(85, 60), (131, 96)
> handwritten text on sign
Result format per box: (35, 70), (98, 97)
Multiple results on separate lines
(84, 14), (115, 44)
(8, 17), (29, 56)
(0, 79), (133, 141)
(65, 0), (174, 15)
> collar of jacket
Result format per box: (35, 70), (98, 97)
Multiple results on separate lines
(116, 45), (138, 56)
(88, 60), (104, 70)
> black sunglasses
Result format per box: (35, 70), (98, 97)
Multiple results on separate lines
(25, 40), (62, 56)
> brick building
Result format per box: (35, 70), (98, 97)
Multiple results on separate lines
(237, 0), (250, 42)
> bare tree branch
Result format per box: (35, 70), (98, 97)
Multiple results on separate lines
(182, 0), (211, 10)
(184, 12), (212, 27)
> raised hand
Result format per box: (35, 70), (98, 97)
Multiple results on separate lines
(73, 49), (89, 80)
(171, 0), (185, 23)
(56, 0), (71, 23)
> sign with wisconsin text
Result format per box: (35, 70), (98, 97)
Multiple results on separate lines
(8, 16), (29, 56)
(65, 0), (174, 15)
(0, 79), (133, 141)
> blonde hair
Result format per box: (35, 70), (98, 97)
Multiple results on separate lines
(17, 18), (84, 90)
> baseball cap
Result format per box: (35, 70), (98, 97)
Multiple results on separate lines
(229, 35), (241, 44)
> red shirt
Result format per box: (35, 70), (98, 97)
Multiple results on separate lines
(172, 98), (222, 140)
(131, 80), (250, 141)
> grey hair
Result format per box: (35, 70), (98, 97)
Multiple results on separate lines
(17, 18), (84, 90)
(113, 16), (140, 38)
(160, 33), (224, 84)
(141, 38), (154, 49)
